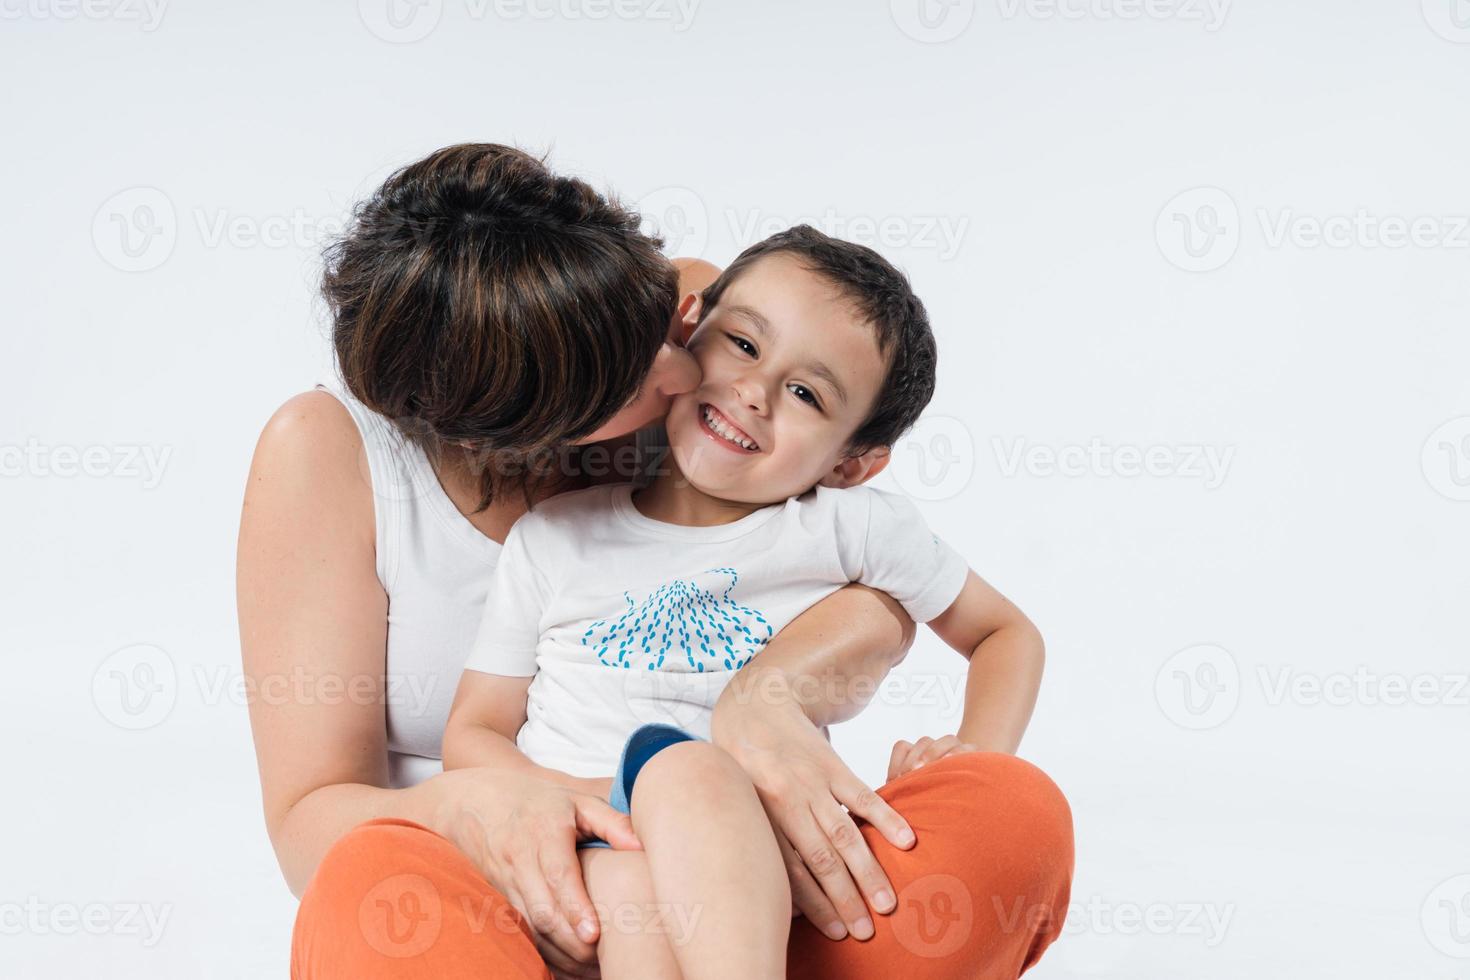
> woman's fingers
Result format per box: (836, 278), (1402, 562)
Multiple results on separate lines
(538, 837), (602, 948)
(511, 838), (596, 967)
(573, 794), (642, 852)
(508, 880), (596, 977)
(774, 823), (846, 939)
(834, 770), (914, 852)
(810, 792), (899, 920)
(533, 930), (601, 980)
(783, 801), (876, 940)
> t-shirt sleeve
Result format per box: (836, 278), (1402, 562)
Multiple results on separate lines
(836, 488), (970, 624)
(463, 516), (551, 677)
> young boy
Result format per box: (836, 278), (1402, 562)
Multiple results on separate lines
(443, 226), (1044, 979)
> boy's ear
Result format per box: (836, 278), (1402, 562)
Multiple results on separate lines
(675, 291), (703, 345)
(818, 446), (891, 489)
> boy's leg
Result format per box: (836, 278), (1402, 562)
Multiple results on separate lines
(631, 740), (792, 980)
(785, 752), (1074, 980)
(291, 818), (553, 980)
(578, 848), (683, 980)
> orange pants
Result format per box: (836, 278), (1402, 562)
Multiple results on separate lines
(291, 752), (1073, 978)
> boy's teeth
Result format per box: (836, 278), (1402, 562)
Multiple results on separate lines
(702, 405), (757, 450)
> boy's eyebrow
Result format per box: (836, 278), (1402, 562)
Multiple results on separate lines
(806, 360), (850, 407)
(726, 304), (770, 335)
(726, 304), (851, 407)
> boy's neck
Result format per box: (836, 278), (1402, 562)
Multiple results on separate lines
(631, 466), (768, 527)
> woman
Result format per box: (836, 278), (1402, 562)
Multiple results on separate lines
(239, 143), (1072, 978)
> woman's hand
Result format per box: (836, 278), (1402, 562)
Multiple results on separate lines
(886, 735), (983, 782)
(712, 680), (917, 943)
(431, 767), (638, 978)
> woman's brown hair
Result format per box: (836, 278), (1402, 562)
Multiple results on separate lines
(324, 143), (677, 507)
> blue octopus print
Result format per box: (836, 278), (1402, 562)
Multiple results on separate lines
(580, 567), (773, 672)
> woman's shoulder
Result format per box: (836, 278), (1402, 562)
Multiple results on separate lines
(246, 390), (375, 542)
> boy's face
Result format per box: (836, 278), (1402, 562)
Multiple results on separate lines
(664, 253), (891, 504)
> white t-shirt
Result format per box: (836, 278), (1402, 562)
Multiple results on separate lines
(463, 482), (970, 778)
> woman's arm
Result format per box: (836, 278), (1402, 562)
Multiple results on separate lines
(238, 392), (630, 975)
(710, 583), (920, 942)
(238, 391), (439, 896)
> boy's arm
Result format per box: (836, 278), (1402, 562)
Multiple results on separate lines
(922, 569), (1045, 753)
(443, 669), (609, 795)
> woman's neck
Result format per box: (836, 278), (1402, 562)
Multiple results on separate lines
(433, 445), (590, 543)
(632, 467), (767, 527)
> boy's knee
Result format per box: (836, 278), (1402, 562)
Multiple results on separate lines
(634, 740), (749, 805)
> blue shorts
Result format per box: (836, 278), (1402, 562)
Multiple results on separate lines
(576, 723), (700, 850)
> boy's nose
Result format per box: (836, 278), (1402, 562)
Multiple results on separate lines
(730, 374), (768, 415)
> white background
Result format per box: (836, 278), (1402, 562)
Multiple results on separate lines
(3, 1), (1468, 976)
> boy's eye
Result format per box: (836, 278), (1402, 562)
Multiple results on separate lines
(788, 383), (821, 410)
(727, 333), (757, 357)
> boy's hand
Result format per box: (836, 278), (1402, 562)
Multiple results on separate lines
(886, 735), (982, 782)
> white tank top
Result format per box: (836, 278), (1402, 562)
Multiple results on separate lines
(319, 385), (504, 788)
